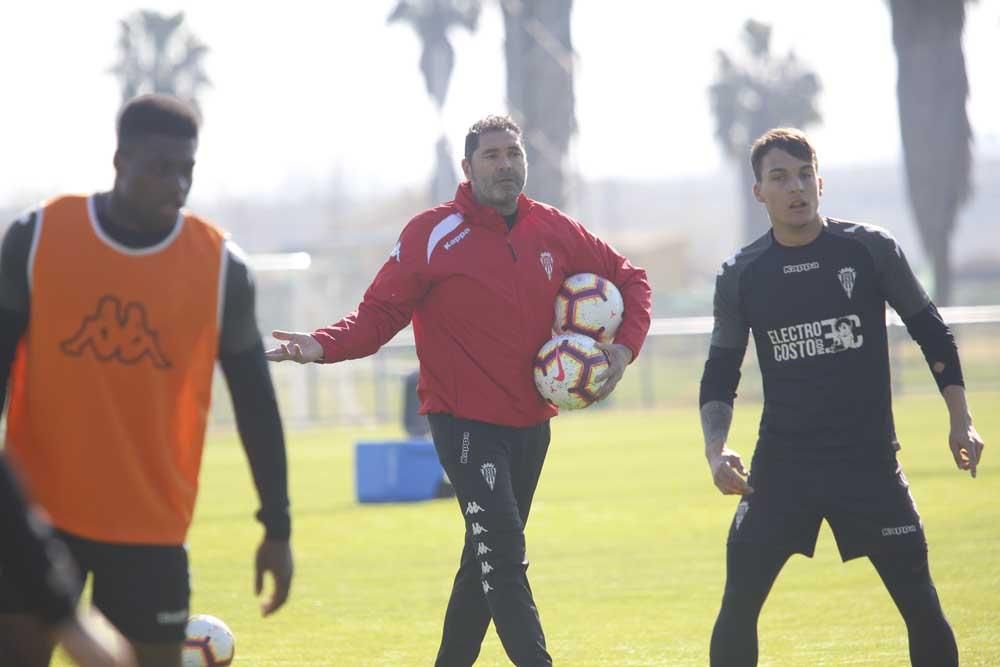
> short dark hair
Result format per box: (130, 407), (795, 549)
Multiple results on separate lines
(464, 115), (522, 161)
(750, 128), (817, 182)
(117, 94), (200, 146)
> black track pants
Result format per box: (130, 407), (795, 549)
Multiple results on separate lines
(429, 413), (552, 667)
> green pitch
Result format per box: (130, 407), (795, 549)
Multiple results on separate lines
(54, 391), (999, 666)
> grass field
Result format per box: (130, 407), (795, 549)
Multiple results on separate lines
(55, 391), (1000, 666)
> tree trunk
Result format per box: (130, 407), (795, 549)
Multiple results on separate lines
(931, 231), (953, 306)
(501, 0), (576, 210)
(889, 0), (971, 306)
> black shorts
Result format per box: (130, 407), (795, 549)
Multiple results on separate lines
(0, 530), (190, 642)
(727, 456), (926, 561)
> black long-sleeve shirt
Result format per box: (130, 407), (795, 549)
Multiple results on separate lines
(0, 199), (290, 539)
(700, 218), (962, 462)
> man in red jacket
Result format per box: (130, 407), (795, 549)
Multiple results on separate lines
(267, 115), (651, 666)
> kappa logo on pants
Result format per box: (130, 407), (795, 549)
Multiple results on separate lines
(482, 580), (494, 594)
(465, 501), (485, 515)
(155, 609), (188, 626)
(471, 522), (488, 536)
(481, 561), (494, 575)
(476, 542), (492, 556)
(460, 431), (470, 464)
(481, 462), (497, 491)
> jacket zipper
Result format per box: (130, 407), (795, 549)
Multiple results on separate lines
(508, 241), (518, 262)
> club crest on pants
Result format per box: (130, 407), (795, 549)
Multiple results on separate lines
(481, 462), (497, 491)
(733, 499), (750, 532)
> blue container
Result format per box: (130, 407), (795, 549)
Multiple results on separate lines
(355, 439), (444, 503)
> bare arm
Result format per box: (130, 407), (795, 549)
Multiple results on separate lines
(700, 400), (753, 495)
(942, 385), (985, 478)
(701, 399), (734, 457)
(701, 254), (754, 495)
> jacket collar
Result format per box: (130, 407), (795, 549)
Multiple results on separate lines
(454, 181), (532, 231)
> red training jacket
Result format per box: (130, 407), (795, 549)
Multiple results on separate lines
(312, 182), (652, 427)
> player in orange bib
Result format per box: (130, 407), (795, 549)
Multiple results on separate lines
(0, 95), (293, 667)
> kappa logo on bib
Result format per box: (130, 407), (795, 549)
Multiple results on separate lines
(61, 295), (171, 368)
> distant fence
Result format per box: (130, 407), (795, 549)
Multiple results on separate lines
(216, 305), (1000, 430)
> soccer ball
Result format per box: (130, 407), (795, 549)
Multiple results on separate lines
(553, 273), (624, 343)
(533, 334), (609, 410)
(182, 615), (235, 667)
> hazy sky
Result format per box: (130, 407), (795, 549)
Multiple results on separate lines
(1, 1), (998, 204)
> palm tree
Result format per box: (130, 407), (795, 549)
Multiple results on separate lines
(388, 0), (481, 204)
(110, 10), (211, 113)
(888, 0), (973, 305)
(709, 20), (822, 242)
(500, 0), (576, 210)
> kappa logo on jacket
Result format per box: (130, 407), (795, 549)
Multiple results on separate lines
(61, 295), (171, 368)
(426, 213), (467, 263)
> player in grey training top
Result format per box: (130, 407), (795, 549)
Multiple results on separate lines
(698, 128), (985, 667)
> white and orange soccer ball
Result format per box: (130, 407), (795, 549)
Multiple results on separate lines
(553, 273), (624, 343)
(533, 334), (609, 410)
(182, 615), (235, 667)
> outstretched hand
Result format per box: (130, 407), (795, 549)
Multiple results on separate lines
(593, 342), (633, 401)
(265, 330), (324, 363)
(707, 448), (754, 495)
(255, 539), (293, 616)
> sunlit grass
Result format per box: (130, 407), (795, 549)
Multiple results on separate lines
(53, 391), (999, 665)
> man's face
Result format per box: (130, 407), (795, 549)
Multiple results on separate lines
(462, 129), (527, 213)
(753, 148), (822, 232)
(836, 322), (853, 346)
(114, 133), (196, 230)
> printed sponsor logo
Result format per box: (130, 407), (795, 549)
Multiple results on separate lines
(766, 314), (864, 362)
(540, 251), (554, 281)
(444, 227), (471, 251)
(471, 522), (488, 536)
(465, 501), (485, 515)
(460, 431), (470, 465)
(881, 525), (917, 537)
(783, 261), (820, 274)
(481, 463), (497, 491)
(838, 267), (857, 299)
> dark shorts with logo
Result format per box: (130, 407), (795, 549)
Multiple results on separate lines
(726, 455), (926, 561)
(0, 530), (190, 642)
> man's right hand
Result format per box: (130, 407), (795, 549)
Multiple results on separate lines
(265, 331), (324, 363)
(707, 448), (754, 495)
